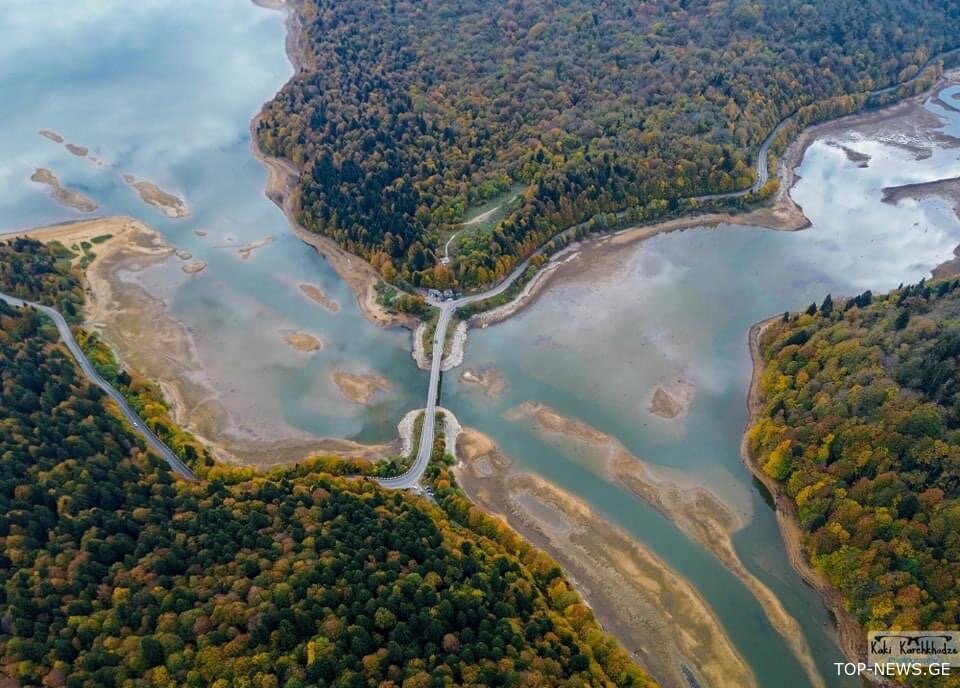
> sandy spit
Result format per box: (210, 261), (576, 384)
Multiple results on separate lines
(453, 426), (755, 688)
(509, 401), (827, 688)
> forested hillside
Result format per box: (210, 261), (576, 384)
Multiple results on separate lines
(749, 280), (960, 670)
(0, 237), (82, 319)
(258, 0), (959, 289)
(0, 243), (653, 687)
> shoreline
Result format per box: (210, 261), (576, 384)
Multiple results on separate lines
(509, 400), (827, 688)
(10, 216), (402, 469)
(250, 0), (960, 366)
(742, 319), (891, 686)
(249, 0), (417, 332)
(452, 427), (755, 688)
(465, 68), (960, 329)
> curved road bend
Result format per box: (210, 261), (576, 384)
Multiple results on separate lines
(0, 292), (195, 481)
(378, 49), (960, 490)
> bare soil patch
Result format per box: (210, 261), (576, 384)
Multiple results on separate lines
(330, 369), (391, 405)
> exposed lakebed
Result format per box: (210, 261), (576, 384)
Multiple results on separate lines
(4, 2), (960, 687)
(0, 0), (426, 462)
(446, 83), (960, 687)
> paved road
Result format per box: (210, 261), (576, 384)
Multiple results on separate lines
(0, 292), (195, 481)
(375, 256), (547, 489)
(377, 49), (960, 490)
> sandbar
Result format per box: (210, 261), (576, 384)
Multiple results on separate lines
(882, 174), (960, 221)
(453, 426), (755, 688)
(38, 129), (64, 143)
(30, 168), (97, 213)
(299, 282), (339, 312)
(122, 174), (189, 219)
(460, 364), (508, 397)
(648, 377), (696, 420)
(507, 401), (827, 688)
(238, 235), (273, 259)
(825, 140), (871, 166)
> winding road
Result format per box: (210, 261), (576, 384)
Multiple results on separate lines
(0, 292), (195, 481)
(377, 49), (960, 490)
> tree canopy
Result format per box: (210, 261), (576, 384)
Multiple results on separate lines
(258, 0), (959, 289)
(0, 242), (654, 687)
(750, 279), (960, 670)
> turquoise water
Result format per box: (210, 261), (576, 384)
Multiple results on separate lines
(447, 97), (960, 686)
(0, 0), (425, 446)
(4, 1), (960, 686)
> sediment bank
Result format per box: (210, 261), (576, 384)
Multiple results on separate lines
(453, 426), (756, 688)
(508, 401), (827, 688)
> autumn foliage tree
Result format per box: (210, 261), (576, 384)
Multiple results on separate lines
(750, 278), (960, 688)
(258, 0), (960, 289)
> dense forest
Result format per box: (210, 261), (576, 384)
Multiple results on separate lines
(749, 280), (960, 678)
(0, 242), (653, 686)
(0, 238), (83, 320)
(258, 0), (959, 289)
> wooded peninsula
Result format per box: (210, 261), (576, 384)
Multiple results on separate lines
(257, 0), (959, 290)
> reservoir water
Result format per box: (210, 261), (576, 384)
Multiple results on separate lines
(0, 0), (426, 450)
(4, 2), (960, 686)
(447, 92), (960, 687)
